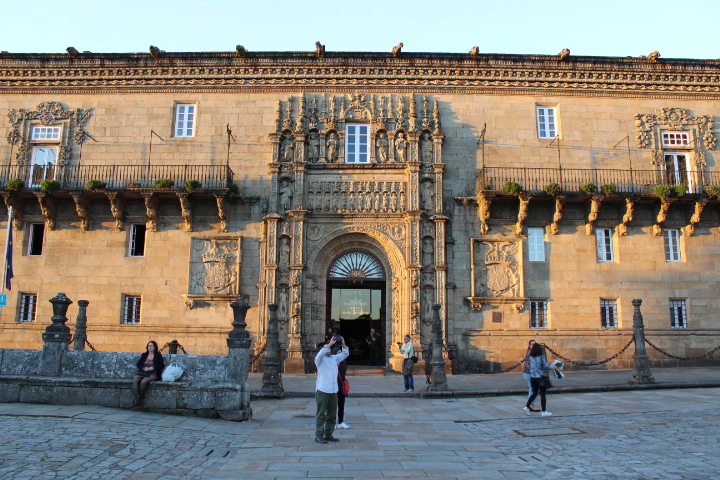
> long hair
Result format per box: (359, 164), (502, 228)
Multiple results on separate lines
(145, 340), (159, 354)
(529, 342), (544, 357)
(527, 339), (536, 348)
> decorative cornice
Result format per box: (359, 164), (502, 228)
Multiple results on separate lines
(1, 52), (720, 97)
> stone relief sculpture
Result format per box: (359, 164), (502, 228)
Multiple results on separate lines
(396, 133), (407, 163)
(473, 241), (520, 298)
(377, 132), (389, 163)
(277, 286), (289, 322)
(326, 133), (338, 163)
(423, 287), (434, 324)
(279, 180), (293, 212)
(307, 132), (320, 162)
(422, 238), (434, 267)
(306, 181), (406, 213)
(280, 133), (295, 162)
(421, 182), (434, 214)
(188, 237), (241, 296)
(420, 132), (433, 163)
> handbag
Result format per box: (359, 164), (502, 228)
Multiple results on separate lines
(134, 370), (151, 377)
(410, 355), (418, 364)
(341, 379), (350, 395)
(540, 375), (553, 389)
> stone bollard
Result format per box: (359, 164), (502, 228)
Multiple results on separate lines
(73, 300), (89, 351)
(261, 304), (283, 395)
(41, 293), (73, 376)
(227, 296), (253, 384)
(629, 299), (655, 384)
(428, 303), (448, 391)
(168, 339), (179, 354)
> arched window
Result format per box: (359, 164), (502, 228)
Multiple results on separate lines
(329, 251), (384, 279)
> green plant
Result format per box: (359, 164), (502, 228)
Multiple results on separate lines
(543, 183), (562, 197)
(671, 184), (687, 197)
(653, 184), (671, 198)
(227, 182), (239, 198)
(184, 180), (201, 193)
(86, 180), (106, 191)
(461, 197), (473, 206)
(483, 184), (493, 190)
(580, 183), (596, 195)
(5, 179), (23, 191)
(600, 183), (616, 197)
(504, 181), (523, 195)
(40, 179), (61, 192)
(704, 185), (720, 200)
(154, 179), (175, 189)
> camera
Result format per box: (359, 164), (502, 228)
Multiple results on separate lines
(333, 333), (343, 343)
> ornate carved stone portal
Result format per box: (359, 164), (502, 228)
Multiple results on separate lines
(259, 92), (446, 373)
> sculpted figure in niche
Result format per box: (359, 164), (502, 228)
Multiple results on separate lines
(423, 288), (434, 321)
(279, 180), (293, 212)
(377, 132), (389, 163)
(279, 237), (291, 267)
(421, 182), (435, 213)
(421, 132), (433, 163)
(278, 287), (289, 320)
(396, 133), (407, 163)
(308, 132), (320, 162)
(281, 134), (295, 162)
(422, 238), (434, 267)
(326, 133), (338, 163)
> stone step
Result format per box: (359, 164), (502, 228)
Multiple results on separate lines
(347, 366), (385, 376)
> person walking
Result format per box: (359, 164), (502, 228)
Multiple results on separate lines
(314, 335), (349, 443)
(398, 334), (415, 392)
(336, 348), (350, 429)
(524, 343), (558, 417)
(522, 339), (538, 412)
(366, 328), (380, 366)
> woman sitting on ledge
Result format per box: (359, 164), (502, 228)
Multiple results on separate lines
(132, 340), (165, 406)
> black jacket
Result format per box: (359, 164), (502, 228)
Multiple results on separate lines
(136, 352), (165, 378)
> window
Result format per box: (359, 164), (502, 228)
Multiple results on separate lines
(664, 229), (681, 262)
(661, 131), (690, 147)
(669, 300), (687, 328)
(600, 299), (618, 328)
(31, 126), (61, 141)
(530, 300), (548, 328)
(27, 223), (45, 256)
(29, 146), (57, 187)
(129, 224), (147, 257)
(18, 293), (37, 323)
(664, 153), (690, 188)
(536, 106), (557, 139)
(122, 295), (142, 324)
(345, 124), (369, 163)
(527, 227), (545, 261)
(175, 104), (196, 137)
(596, 228), (614, 262)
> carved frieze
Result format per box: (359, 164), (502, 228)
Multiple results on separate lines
(307, 181), (407, 213)
(188, 236), (241, 297)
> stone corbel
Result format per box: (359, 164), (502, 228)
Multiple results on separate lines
(585, 195), (605, 236)
(617, 197), (635, 236)
(515, 193), (532, 235)
(143, 193), (160, 232)
(34, 193), (57, 230)
(548, 195), (566, 235)
(177, 192), (193, 233)
(2, 193), (24, 230)
(181, 295), (196, 310)
(105, 192), (125, 231)
(684, 198), (708, 237)
(653, 197), (675, 236)
(70, 193), (90, 231)
(215, 194), (229, 233)
(476, 192), (493, 234)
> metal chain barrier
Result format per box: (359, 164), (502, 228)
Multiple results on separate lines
(442, 343), (526, 374)
(66, 337), (97, 352)
(541, 337), (635, 367)
(249, 345), (267, 369)
(645, 338), (720, 361)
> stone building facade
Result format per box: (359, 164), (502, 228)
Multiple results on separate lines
(1, 48), (719, 372)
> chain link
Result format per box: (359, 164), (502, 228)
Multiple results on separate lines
(249, 345), (267, 368)
(541, 337), (635, 367)
(66, 337), (96, 352)
(645, 338), (720, 361)
(441, 343), (526, 374)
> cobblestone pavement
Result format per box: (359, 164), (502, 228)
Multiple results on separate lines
(1, 388), (719, 479)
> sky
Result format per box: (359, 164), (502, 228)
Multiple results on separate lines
(2, 0), (719, 59)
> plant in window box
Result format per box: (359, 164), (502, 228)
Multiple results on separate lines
(580, 182), (596, 195)
(600, 183), (616, 197)
(652, 184), (671, 199)
(40, 179), (61, 192)
(86, 180), (106, 191)
(543, 183), (562, 197)
(703, 185), (720, 200)
(671, 184), (687, 198)
(153, 179), (175, 190)
(226, 182), (240, 199)
(184, 180), (201, 193)
(504, 181), (523, 195)
(5, 179), (23, 191)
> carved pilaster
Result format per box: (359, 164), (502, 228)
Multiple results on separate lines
(34, 193), (57, 231)
(105, 192), (125, 231)
(618, 197), (635, 236)
(142, 193), (159, 232)
(548, 195), (566, 235)
(2, 193), (24, 230)
(432, 215), (448, 335)
(585, 195), (604, 236)
(285, 209), (307, 373)
(70, 193), (90, 231)
(685, 199), (708, 237)
(432, 163), (445, 214)
(177, 192), (193, 232)
(515, 193), (532, 235)
(214, 194), (229, 233)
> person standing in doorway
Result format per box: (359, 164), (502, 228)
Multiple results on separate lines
(398, 334), (415, 392)
(366, 328), (380, 366)
(314, 335), (349, 443)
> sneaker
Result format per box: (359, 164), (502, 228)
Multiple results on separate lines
(337, 422), (350, 429)
(523, 407), (531, 415)
(403, 389), (409, 392)
(541, 411), (553, 417)
(315, 436), (328, 444)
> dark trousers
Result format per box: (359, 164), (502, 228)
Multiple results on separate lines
(526, 377), (547, 411)
(369, 347), (379, 366)
(337, 392), (346, 423)
(315, 391), (338, 436)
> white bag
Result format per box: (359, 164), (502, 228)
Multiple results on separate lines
(162, 364), (184, 382)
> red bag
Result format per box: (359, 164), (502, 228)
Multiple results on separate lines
(341, 379), (350, 395)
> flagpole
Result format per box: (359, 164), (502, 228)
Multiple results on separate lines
(2, 206), (12, 297)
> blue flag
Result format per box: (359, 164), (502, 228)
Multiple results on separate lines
(5, 224), (13, 291)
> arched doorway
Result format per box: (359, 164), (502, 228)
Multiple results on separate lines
(326, 250), (386, 366)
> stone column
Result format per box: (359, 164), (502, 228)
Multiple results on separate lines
(428, 304), (448, 391)
(41, 293), (73, 377)
(261, 304), (283, 395)
(629, 299), (655, 385)
(227, 296), (253, 384)
(73, 300), (89, 351)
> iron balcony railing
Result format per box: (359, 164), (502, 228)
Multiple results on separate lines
(479, 167), (720, 195)
(0, 164), (234, 191)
